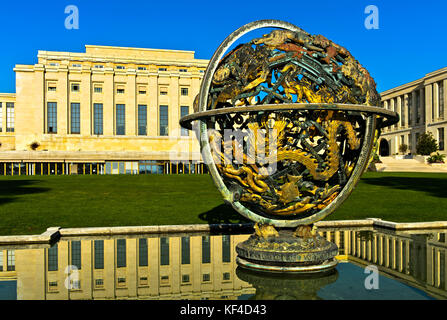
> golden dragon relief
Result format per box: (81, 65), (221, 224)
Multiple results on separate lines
(209, 110), (361, 217)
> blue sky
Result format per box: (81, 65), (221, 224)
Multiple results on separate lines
(0, 0), (445, 93)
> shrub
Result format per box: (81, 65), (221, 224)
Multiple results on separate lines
(372, 153), (382, 163)
(416, 132), (438, 155)
(427, 152), (445, 164)
(30, 141), (40, 150)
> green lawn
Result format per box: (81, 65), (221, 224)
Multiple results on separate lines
(0, 172), (446, 235)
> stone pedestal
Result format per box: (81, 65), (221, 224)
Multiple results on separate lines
(236, 229), (338, 273)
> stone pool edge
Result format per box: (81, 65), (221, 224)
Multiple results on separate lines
(2, 218), (447, 245)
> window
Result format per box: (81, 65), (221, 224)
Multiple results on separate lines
(415, 90), (420, 123)
(439, 128), (445, 151)
(181, 88), (189, 96)
(94, 240), (104, 269)
(222, 235), (231, 263)
(0, 252), (2, 271)
(116, 104), (125, 135)
(160, 90), (167, 95)
(48, 86), (56, 92)
(47, 102), (57, 133)
(138, 105), (147, 136)
(139, 238), (148, 267)
(159, 105), (168, 136)
(179, 69), (187, 72)
(182, 274), (190, 283)
(71, 83), (80, 92)
(138, 86), (147, 95)
(117, 88), (125, 94)
(117, 239), (126, 268)
(95, 279), (104, 287)
(158, 68), (167, 71)
(138, 66), (147, 71)
(6, 103), (14, 132)
(199, 70), (204, 73)
(116, 65), (125, 70)
(202, 273), (211, 282)
(223, 272), (231, 281)
(7, 251), (15, 271)
(70, 103), (80, 134)
(202, 236), (211, 264)
(180, 106), (189, 136)
(48, 244), (58, 271)
(94, 65), (104, 69)
(160, 237), (169, 266)
(49, 62), (59, 67)
(71, 241), (81, 270)
(408, 93), (412, 124)
(94, 104), (103, 135)
(72, 64), (81, 68)
(0, 103), (2, 132)
(94, 86), (102, 93)
(181, 237), (190, 265)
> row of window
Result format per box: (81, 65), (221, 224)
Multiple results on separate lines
(383, 81), (445, 130)
(396, 128), (445, 153)
(48, 83), (190, 96)
(0, 102), (14, 133)
(0, 251), (15, 272)
(0, 161), (209, 176)
(47, 236), (232, 272)
(46, 102), (189, 136)
(50, 63), (203, 73)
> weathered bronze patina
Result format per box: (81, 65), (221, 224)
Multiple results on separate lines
(180, 20), (398, 273)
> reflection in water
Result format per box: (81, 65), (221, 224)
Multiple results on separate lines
(236, 268), (338, 300)
(0, 228), (446, 300)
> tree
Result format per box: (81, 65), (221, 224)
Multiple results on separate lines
(416, 132), (438, 155)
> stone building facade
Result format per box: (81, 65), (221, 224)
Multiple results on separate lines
(379, 67), (446, 156)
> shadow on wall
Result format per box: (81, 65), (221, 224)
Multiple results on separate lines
(198, 203), (251, 225)
(361, 176), (447, 199)
(0, 179), (50, 206)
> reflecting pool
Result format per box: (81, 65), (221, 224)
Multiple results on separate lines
(0, 226), (446, 300)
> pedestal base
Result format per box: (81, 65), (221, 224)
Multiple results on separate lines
(236, 229), (338, 274)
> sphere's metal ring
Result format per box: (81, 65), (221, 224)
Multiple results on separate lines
(180, 103), (399, 130)
(192, 19), (392, 228)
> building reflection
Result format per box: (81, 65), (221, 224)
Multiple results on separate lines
(319, 228), (447, 299)
(1, 228), (447, 299)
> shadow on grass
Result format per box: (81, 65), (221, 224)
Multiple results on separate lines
(198, 203), (251, 224)
(361, 176), (447, 198)
(0, 179), (50, 206)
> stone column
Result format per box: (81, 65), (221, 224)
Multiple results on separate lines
(126, 69), (137, 136)
(80, 67), (92, 136)
(425, 85), (432, 125)
(397, 96), (403, 127)
(443, 79), (447, 119)
(103, 68), (115, 136)
(433, 82), (439, 120)
(169, 73), (180, 137)
(147, 72), (158, 136)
